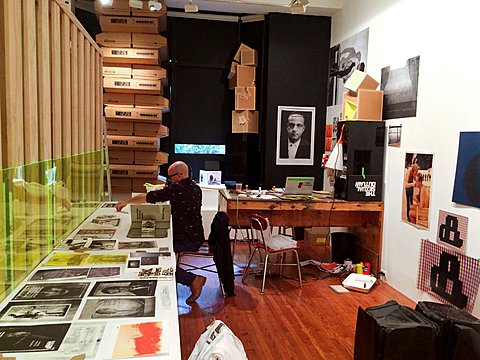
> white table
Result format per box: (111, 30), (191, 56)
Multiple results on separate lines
(0, 202), (181, 360)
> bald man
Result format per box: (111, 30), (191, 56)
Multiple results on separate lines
(116, 161), (206, 304)
(279, 113), (311, 159)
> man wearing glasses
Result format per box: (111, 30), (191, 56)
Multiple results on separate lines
(116, 161), (206, 304)
(280, 112), (310, 159)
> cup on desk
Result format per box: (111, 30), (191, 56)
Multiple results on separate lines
(236, 183), (243, 191)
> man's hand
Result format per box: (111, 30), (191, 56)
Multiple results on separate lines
(116, 200), (129, 212)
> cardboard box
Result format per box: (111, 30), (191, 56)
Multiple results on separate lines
(344, 69), (379, 92)
(134, 94), (169, 109)
(131, 178), (160, 192)
(199, 170), (222, 185)
(108, 150), (135, 164)
(96, 32), (131, 47)
(241, 49), (258, 66)
(233, 43), (254, 63)
(232, 110), (258, 133)
(99, 16), (160, 34)
(108, 135), (159, 151)
(229, 65), (255, 89)
(132, 65), (167, 81)
(103, 77), (162, 95)
(104, 93), (134, 107)
(135, 151), (168, 165)
(228, 62), (237, 79)
(110, 164), (158, 178)
(342, 90), (384, 121)
(105, 106), (162, 123)
(109, 178), (132, 191)
(235, 86), (256, 110)
(133, 122), (167, 137)
(103, 63), (132, 77)
(304, 227), (330, 246)
(106, 120), (134, 136)
(132, 33), (167, 48)
(103, 47), (159, 65)
(94, 0), (130, 16)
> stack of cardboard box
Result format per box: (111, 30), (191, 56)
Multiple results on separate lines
(229, 43), (259, 133)
(95, 0), (169, 193)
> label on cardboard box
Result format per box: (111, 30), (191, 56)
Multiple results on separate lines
(103, 64), (132, 77)
(108, 135), (159, 151)
(105, 106), (162, 122)
(132, 65), (167, 80)
(110, 164), (158, 178)
(99, 16), (160, 34)
(134, 94), (169, 109)
(103, 77), (162, 95)
(103, 47), (159, 65)
(104, 93), (135, 107)
(96, 32), (132, 47)
(132, 33), (167, 49)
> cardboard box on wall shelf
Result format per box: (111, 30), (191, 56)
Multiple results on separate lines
(133, 122), (166, 137)
(342, 90), (384, 121)
(96, 32), (131, 47)
(103, 77), (162, 95)
(229, 65), (255, 89)
(104, 93), (135, 107)
(134, 94), (169, 109)
(107, 135), (159, 151)
(235, 86), (256, 110)
(108, 178), (132, 191)
(103, 47), (159, 65)
(132, 33), (168, 60)
(105, 106), (162, 122)
(110, 164), (158, 178)
(99, 16), (161, 34)
(106, 120), (134, 136)
(344, 69), (379, 92)
(232, 110), (258, 133)
(94, 0), (130, 16)
(241, 49), (258, 66)
(135, 151), (169, 166)
(233, 43), (254, 63)
(108, 150), (135, 164)
(304, 227), (330, 246)
(103, 63), (132, 78)
(132, 64), (167, 82)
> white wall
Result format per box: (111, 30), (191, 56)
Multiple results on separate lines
(332, 0), (480, 317)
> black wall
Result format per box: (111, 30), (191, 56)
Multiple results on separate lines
(262, 13), (331, 189)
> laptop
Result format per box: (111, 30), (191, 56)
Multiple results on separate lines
(283, 177), (315, 195)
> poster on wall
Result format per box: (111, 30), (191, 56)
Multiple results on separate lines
(387, 125), (402, 147)
(276, 106), (315, 166)
(437, 210), (468, 254)
(402, 152), (433, 229)
(381, 56), (420, 119)
(452, 132), (480, 208)
(418, 239), (480, 313)
(327, 28), (369, 106)
(322, 105), (342, 192)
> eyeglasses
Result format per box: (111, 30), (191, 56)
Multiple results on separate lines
(167, 172), (179, 179)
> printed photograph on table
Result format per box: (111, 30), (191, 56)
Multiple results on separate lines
(118, 240), (158, 249)
(112, 321), (168, 358)
(276, 106), (316, 166)
(30, 268), (90, 281)
(13, 282), (90, 301)
(79, 298), (156, 319)
(44, 253), (90, 267)
(89, 280), (157, 297)
(437, 210), (468, 254)
(0, 323), (71, 352)
(85, 254), (128, 265)
(61, 239), (117, 251)
(91, 214), (121, 227)
(102, 202), (117, 208)
(73, 229), (116, 240)
(452, 132), (480, 208)
(0, 300), (81, 322)
(402, 152), (433, 229)
(87, 267), (121, 278)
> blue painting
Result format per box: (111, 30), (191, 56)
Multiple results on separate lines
(452, 132), (480, 208)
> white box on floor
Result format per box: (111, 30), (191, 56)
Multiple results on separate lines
(199, 170), (221, 185)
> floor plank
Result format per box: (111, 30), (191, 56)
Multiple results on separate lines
(178, 244), (415, 359)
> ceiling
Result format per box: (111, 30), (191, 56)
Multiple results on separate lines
(76, 0), (345, 17)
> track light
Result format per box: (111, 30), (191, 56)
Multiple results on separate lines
(289, 0), (309, 14)
(184, 0), (198, 13)
(148, 0), (162, 11)
(129, 0), (143, 9)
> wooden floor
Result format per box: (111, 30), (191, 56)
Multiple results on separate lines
(177, 243), (415, 360)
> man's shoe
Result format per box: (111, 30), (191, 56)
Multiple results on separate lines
(186, 275), (206, 304)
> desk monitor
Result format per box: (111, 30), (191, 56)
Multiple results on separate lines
(283, 177), (315, 195)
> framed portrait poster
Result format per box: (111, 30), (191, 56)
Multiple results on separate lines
(276, 106), (316, 166)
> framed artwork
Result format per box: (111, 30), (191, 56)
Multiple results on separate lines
(276, 106), (316, 166)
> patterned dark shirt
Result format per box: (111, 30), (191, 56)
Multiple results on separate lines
(146, 178), (204, 246)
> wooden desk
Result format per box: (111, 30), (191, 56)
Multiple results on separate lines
(219, 190), (384, 272)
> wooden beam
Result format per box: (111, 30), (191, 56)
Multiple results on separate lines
(70, 24), (79, 155)
(61, 12), (72, 156)
(50, 1), (62, 158)
(78, 31), (85, 153)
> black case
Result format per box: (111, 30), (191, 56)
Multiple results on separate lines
(415, 301), (480, 360)
(354, 300), (439, 360)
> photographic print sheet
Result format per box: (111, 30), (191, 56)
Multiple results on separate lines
(44, 253), (90, 267)
(73, 229), (116, 240)
(84, 254), (128, 265)
(118, 240), (158, 249)
(0, 300), (81, 322)
(0, 323), (71, 352)
(388, 125), (402, 147)
(112, 321), (168, 358)
(13, 282), (90, 301)
(87, 267), (121, 279)
(79, 298), (156, 320)
(437, 210), (468, 254)
(89, 280), (157, 297)
(30, 268), (90, 281)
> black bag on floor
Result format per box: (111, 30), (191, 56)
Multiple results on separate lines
(354, 300), (439, 360)
(415, 301), (480, 360)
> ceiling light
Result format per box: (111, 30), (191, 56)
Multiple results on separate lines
(100, 0), (113, 5)
(148, 0), (162, 11)
(289, 0), (309, 14)
(184, 0), (199, 13)
(129, 0), (143, 9)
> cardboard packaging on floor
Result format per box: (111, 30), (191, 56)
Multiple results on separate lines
(99, 16), (161, 34)
(110, 164), (158, 178)
(135, 151), (169, 165)
(106, 120), (134, 136)
(342, 89), (384, 121)
(107, 135), (159, 150)
(232, 110), (258, 133)
(103, 47), (159, 65)
(96, 32), (132, 47)
(103, 77), (162, 95)
(105, 106), (162, 123)
(304, 227), (330, 246)
(109, 150), (135, 164)
(235, 86), (256, 110)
